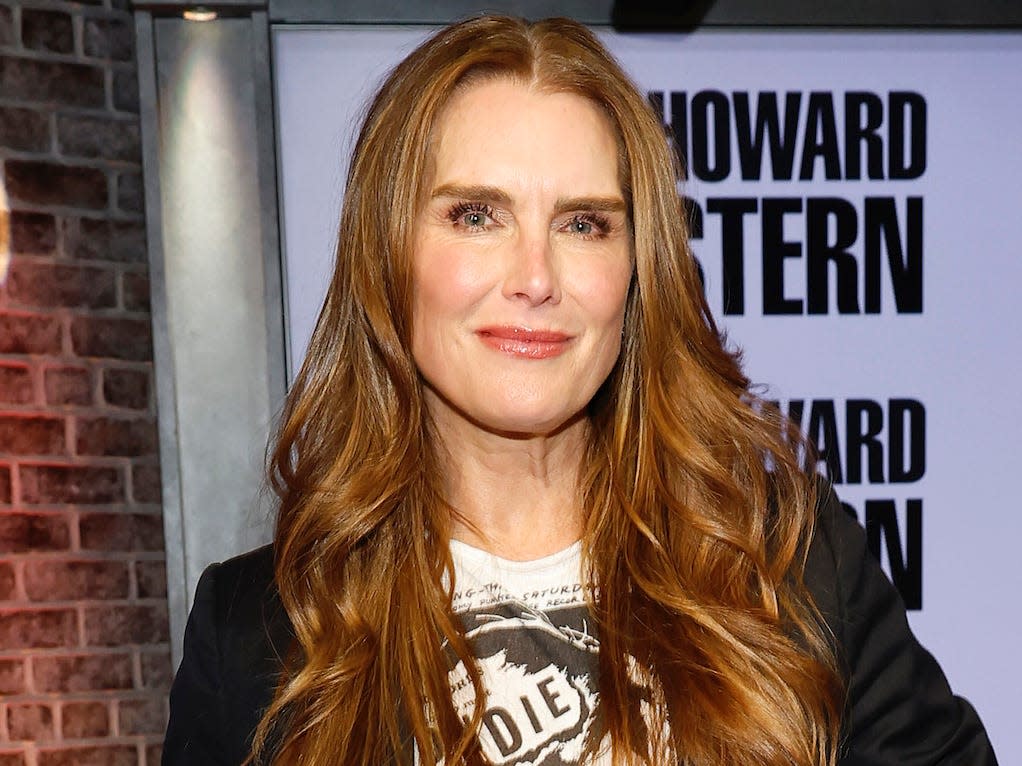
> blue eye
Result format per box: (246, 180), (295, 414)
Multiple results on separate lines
(448, 202), (494, 229)
(565, 214), (609, 238)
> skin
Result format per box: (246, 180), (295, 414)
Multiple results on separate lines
(411, 79), (634, 559)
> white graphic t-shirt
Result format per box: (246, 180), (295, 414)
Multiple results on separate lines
(441, 539), (610, 766)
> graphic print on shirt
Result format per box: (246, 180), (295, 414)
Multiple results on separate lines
(445, 592), (601, 766)
(441, 542), (660, 765)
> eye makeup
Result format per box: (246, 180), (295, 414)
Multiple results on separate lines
(443, 199), (616, 240)
(564, 212), (612, 239)
(446, 201), (496, 228)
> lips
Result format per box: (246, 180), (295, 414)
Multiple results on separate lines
(476, 326), (573, 359)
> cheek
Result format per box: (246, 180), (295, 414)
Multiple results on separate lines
(411, 243), (493, 344)
(418, 264), (484, 308)
(577, 260), (633, 328)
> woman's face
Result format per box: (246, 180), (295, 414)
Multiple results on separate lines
(411, 78), (633, 437)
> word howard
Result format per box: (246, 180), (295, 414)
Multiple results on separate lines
(649, 90), (926, 182)
(774, 397), (925, 485)
(650, 90), (927, 316)
(772, 397), (925, 609)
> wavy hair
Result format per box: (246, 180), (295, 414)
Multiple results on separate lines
(251, 15), (844, 766)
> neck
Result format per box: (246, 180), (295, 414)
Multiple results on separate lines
(429, 398), (588, 561)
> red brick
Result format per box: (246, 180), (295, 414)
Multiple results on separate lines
(83, 16), (133, 61)
(4, 161), (107, 211)
(61, 701), (109, 738)
(0, 4), (12, 45)
(102, 368), (148, 410)
(0, 465), (10, 502)
(24, 560), (129, 601)
(130, 464), (160, 503)
(0, 561), (15, 600)
(84, 603), (168, 646)
(20, 464), (124, 504)
(115, 172), (144, 214)
(0, 753), (27, 766)
(139, 650), (172, 690)
(122, 271), (150, 312)
(0, 658), (27, 694)
(0, 363), (33, 405)
(71, 316), (151, 361)
(38, 746), (137, 766)
(21, 9), (73, 54)
(7, 703), (55, 741)
(0, 313), (62, 355)
(11, 211), (57, 254)
(0, 415), (66, 456)
(44, 367), (92, 406)
(79, 513), (163, 552)
(0, 608), (77, 648)
(66, 218), (146, 263)
(57, 114), (140, 163)
(118, 697), (165, 734)
(0, 57), (105, 108)
(0, 107), (51, 154)
(144, 744), (161, 766)
(0, 513), (71, 553)
(0, 4), (11, 46)
(32, 653), (133, 692)
(76, 416), (157, 457)
(134, 560), (166, 598)
(7, 262), (117, 310)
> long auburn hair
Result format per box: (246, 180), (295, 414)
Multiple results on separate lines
(251, 15), (844, 766)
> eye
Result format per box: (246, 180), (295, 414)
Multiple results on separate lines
(569, 218), (593, 235)
(448, 202), (495, 230)
(564, 213), (610, 239)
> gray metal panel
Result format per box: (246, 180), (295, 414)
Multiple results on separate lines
(135, 9), (190, 668)
(252, 10), (288, 424)
(265, 0), (1022, 27)
(132, 0), (266, 9)
(140, 13), (284, 667)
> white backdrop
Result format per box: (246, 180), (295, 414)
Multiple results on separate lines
(273, 27), (1021, 761)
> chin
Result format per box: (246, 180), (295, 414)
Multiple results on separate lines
(472, 401), (587, 438)
(421, 378), (592, 438)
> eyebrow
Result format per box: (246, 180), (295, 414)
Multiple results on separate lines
(554, 196), (627, 216)
(431, 184), (511, 206)
(430, 183), (627, 215)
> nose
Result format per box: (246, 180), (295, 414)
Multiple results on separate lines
(502, 227), (561, 306)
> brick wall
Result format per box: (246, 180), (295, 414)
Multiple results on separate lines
(0, 0), (170, 763)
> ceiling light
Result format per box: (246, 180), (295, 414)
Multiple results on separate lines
(183, 7), (217, 21)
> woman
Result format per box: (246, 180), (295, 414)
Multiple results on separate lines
(163, 15), (996, 766)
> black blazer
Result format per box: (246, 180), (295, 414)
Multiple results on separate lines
(163, 490), (997, 765)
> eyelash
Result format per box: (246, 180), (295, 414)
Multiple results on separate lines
(447, 201), (494, 228)
(445, 202), (611, 239)
(566, 212), (611, 239)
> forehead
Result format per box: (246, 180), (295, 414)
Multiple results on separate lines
(428, 78), (622, 194)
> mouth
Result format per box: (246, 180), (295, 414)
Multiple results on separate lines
(476, 326), (573, 359)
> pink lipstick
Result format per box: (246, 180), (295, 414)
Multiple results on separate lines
(476, 326), (572, 359)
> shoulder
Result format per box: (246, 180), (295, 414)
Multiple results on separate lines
(194, 544), (292, 688)
(802, 481), (863, 641)
(164, 545), (292, 765)
(199, 544), (279, 626)
(802, 482), (998, 765)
